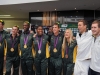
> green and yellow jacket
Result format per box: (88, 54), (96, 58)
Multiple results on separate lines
(19, 31), (34, 59)
(0, 30), (8, 58)
(32, 34), (50, 59)
(62, 40), (77, 63)
(50, 34), (63, 58)
(4, 34), (20, 57)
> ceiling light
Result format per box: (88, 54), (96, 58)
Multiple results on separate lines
(55, 9), (56, 10)
(75, 8), (76, 9)
(37, 10), (39, 11)
(0, 15), (11, 16)
(7, 28), (12, 29)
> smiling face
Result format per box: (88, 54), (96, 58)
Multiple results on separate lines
(91, 23), (100, 36)
(65, 30), (70, 39)
(12, 26), (19, 35)
(53, 24), (60, 35)
(0, 22), (4, 30)
(23, 22), (30, 31)
(37, 26), (43, 36)
(78, 22), (87, 34)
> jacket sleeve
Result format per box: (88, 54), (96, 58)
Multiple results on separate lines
(4, 39), (7, 56)
(18, 44), (21, 56)
(73, 46), (77, 63)
(32, 43), (36, 58)
(46, 42), (50, 58)
(62, 47), (64, 58)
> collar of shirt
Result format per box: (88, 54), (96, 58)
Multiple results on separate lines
(37, 35), (43, 37)
(23, 30), (30, 34)
(54, 33), (60, 37)
(10, 34), (17, 39)
(79, 31), (88, 37)
(96, 35), (100, 39)
(0, 30), (4, 33)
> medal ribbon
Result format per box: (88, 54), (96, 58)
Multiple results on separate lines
(36, 36), (42, 51)
(66, 43), (69, 54)
(66, 47), (69, 54)
(10, 36), (16, 48)
(24, 33), (29, 45)
(54, 36), (59, 48)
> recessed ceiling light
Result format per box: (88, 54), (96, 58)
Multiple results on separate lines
(0, 15), (11, 16)
(75, 8), (76, 9)
(37, 10), (39, 11)
(55, 9), (56, 10)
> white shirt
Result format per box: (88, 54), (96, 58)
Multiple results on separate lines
(90, 35), (100, 72)
(76, 30), (93, 61)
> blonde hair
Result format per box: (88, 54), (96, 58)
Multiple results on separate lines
(62, 29), (74, 51)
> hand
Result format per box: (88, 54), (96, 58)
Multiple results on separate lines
(4, 56), (6, 61)
(73, 37), (76, 40)
(17, 33), (19, 36)
(33, 34), (36, 37)
(30, 31), (34, 33)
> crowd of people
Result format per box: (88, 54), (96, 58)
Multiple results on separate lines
(0, 19), (100, 75)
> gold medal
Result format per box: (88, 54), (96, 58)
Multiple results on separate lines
(53, 48), (57, 52)
(24, 44), (27, 48)
(65, 54), (68, 58)
(10, 48), (14, 52)
(0, 43), (1, 46)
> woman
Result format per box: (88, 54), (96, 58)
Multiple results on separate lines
(62, 29), (77, 75)
(33, 26), (49, 75)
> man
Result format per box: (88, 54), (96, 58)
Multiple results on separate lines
(74, 19), (93, 75)
(0, 20), (8, 75)
(88, 20), (100, 75)
(49, 23), (63, 75)
(5, 26), (20, 75)
(33, 26), (49, 75)
(47, 26), (53, 43)
(47, 26), (53, 35)
(20, 21), (34, 75)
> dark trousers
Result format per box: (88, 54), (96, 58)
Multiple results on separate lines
(0, 58), (4, 75)
(48, 58), (50, 75)
(88, 68), (100, 75)
(63, 61), (74, 75)
(34, 58), (48, 75)
(21, 59), (34, 75)
(49, 57), (62, 75)
(5, 56), (20, 75)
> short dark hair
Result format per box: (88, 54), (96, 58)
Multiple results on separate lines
(24, 21), (30, 25)
(13, 25), (19, 30)
(78, 19), (88, 26)
(0, 20), (5, 25)
(53, 23), (60, 28)
(92, 20), (100, 28)
(36, 25), (43, 29)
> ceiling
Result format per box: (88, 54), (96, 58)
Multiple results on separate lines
(0, 0), (100, 19)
